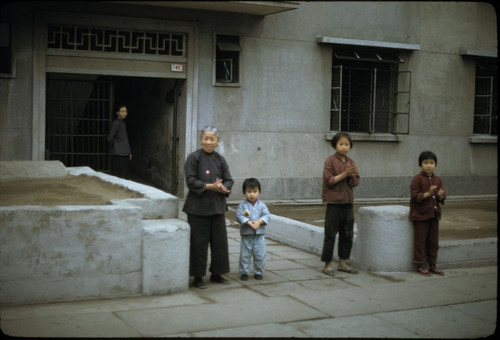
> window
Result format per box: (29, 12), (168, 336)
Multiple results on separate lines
(473, 59), (497, 135)
(330, 46), (409, 134)
(214, 34), (240, 85)
(0, 21), (14, 77)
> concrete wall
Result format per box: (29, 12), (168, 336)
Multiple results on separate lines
(266, 209), (497, 272)
(0, 161), (189, 304)
(0, 1), (497, 201)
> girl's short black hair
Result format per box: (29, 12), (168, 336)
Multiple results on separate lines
(242, 178), (261, 193)
(330, 132), (353, 149)
(418, 151), (438, 166)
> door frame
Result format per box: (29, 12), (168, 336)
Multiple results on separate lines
(32, 11), (199, 195)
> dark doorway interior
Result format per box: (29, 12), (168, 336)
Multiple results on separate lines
(45, 73), (181, 194)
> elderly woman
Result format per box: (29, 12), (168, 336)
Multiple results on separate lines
(182, 126), (234, 289)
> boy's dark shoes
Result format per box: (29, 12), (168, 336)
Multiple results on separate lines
(254, 274), (263, 280)
(193, 277), (207, 289)
(210, 274), (230, 284)
(240, 274), (248, 281)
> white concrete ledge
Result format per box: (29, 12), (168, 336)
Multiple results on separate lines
(353, 205), (414, 272)
(68, 166), (179, 219)
(0, 160), (68, 180)
(142, 219), (190, 295)
(266, 206), (497, 272)
(0, 161), (190, 304)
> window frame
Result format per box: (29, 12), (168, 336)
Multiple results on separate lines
(213, 33), (241, 87)
(0, 21), (15, 78)
(330, 49), (410, 136)
(473, 58), (497, 136)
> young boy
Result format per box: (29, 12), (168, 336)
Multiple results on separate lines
(410, 151), (446, 276)
(236, 178), (271, 281)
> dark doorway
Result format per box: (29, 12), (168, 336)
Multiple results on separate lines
(45, 73), (181, 193)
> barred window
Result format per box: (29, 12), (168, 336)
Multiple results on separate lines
(214, 34), (240, 85)
(474, 59), (497, 135)
(330, 47), (409, 134)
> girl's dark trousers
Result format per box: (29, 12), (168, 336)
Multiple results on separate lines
(321, 203), (354, 262)
(187, 213), (230, 277)
(413, 218), (439, 266)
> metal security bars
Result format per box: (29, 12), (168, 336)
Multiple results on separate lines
(47, 25), (186, 57)
(45, 75), (113, 172)
(330, 63), (410, 134)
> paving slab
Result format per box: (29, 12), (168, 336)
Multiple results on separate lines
(289, 314), (419, 338)
(192, 322), (309, 337)
(2, 311), (142, 338)
(286, 270), (497, 318)
(116, 295), (327, 337)
(375, 301), (497, 338)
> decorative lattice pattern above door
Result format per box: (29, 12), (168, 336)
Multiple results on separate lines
(47, 25), (186, 57)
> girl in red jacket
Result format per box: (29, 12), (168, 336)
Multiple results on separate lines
(410, 151), (446, 276)
(321, 132), (360, 276)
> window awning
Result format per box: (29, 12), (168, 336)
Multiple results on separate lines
(460, 49), (497, 58)
(217, 40), (241, 52)
(333, 46), (403, 63)
(318, 36), (420, 64)
(317, 36), (421, 51)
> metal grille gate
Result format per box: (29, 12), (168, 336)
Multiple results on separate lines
(45, 75), (113, 173)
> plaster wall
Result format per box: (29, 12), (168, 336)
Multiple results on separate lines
(0, 1), (496, 201)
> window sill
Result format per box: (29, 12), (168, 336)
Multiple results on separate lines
(213, 82), (241, 88)
(469, 135), (497, 144)
(326, 132), (399, 142)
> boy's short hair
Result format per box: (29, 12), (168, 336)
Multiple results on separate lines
(331, 132), (353, 149)
(242, 178), (261, 193)
(418, 151), (438, 166)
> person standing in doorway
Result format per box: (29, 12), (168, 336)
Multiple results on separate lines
(107, 104), (132, 179)
(321, 132), (360, 276)
(183, 126), (234, 289)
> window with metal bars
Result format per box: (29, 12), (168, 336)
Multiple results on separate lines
(473, 59), (497, 135)
(214, 34), (240, 84)
(330, 47), (410, 134)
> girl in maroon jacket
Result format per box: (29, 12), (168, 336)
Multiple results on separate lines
(410, 151), (446, 276)
(321, 132), (360, 276)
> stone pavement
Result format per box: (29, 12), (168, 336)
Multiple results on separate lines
(1, 223), (497, 338)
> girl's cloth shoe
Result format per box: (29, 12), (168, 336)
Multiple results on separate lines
(429, 266), (445, 276)
(417, 266), (431, 276)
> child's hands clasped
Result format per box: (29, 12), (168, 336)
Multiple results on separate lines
(246, 220), (262, 230)
(427, 185), (445, 200)
(345, 165), (358, 177)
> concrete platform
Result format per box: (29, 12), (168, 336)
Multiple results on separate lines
(1, 224), (496, 337)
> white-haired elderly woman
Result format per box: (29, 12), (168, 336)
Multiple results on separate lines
(182, 126), (234, 289)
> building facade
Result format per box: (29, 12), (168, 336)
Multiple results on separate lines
(0, 1), (497, 201)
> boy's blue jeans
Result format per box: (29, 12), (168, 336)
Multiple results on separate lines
(239, 234), (266, 275)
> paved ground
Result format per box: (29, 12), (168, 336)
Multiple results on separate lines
(1, 224), (497, 338)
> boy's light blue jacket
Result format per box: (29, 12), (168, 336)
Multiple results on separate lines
(236, 199), (271, 236)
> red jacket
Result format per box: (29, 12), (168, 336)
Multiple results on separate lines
(409, 172), (446, 221)
(322, 153), (360, 204)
